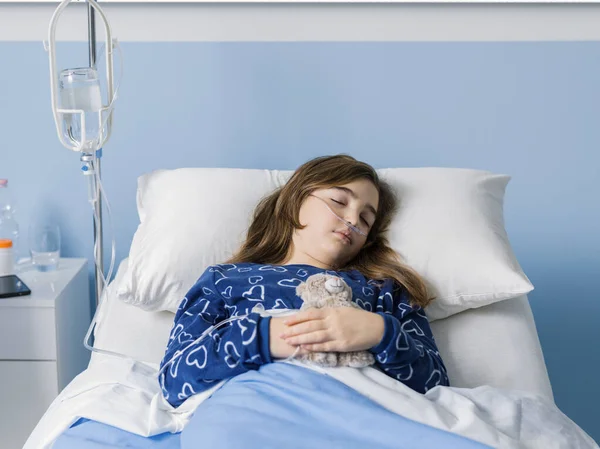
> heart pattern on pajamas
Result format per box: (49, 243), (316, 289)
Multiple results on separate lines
(159, 263), (449, 407)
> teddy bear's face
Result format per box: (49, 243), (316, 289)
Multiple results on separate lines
(296, 274), (352, 302)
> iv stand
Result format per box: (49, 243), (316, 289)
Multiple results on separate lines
(48, 0), (116, 309)
(87, 2), (105, 307)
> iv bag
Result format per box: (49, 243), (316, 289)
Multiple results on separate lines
(59, 67), (103, 151)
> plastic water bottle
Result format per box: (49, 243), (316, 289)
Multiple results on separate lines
(0, 179), (20, 263)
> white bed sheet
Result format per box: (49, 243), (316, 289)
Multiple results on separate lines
(25, 340), (595, 449)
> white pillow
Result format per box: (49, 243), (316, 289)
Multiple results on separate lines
(379, 168), (533, 320)
(117, 167), (533, 321)
(118, 168), (289, 314)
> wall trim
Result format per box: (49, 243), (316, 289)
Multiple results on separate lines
(2, 3), (600, 42)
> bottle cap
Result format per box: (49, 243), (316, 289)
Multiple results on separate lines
(0, 239), (13, 248)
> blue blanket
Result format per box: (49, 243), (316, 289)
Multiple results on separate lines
(52, 419), (180, 449)
(54, 363), (490, 449)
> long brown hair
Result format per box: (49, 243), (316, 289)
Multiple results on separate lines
(227, 154), (433, 308)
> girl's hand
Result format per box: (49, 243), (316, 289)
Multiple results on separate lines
(269, 317), (309, 359)
(280, 308), (385, 353)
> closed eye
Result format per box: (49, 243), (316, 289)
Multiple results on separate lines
(331, 198), (372, 227)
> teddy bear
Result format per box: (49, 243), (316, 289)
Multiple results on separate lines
(294, 273), (375, 368)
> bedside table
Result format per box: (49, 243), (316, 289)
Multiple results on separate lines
(0, 258), (91, 449)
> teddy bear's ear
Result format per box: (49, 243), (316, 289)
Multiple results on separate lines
(296, 282), (307, 297)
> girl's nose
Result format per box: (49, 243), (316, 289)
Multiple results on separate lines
(344, 210), (360, 228)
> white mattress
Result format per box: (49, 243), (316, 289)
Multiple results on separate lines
(91, 258), (554, 400)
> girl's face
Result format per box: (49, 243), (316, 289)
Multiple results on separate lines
(288, 179), (379, 269)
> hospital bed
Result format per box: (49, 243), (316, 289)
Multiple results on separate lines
(23, 167), (598, 449)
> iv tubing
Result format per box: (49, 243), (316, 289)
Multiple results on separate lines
(158, 314), (301, 379)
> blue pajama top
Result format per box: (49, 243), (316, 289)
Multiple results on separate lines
(159, 263), (450, 407)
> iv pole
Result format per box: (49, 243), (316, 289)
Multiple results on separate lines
(47, 0), (115, 307)
(48, 0), (124, 361)
(88, 2), (105, 307)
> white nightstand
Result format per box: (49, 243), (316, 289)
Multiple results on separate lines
(0, 258), (91, 449)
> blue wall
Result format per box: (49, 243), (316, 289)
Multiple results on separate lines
(1, 41), (599, 441)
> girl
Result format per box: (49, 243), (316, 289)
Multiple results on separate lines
(159, 155), (449, 408)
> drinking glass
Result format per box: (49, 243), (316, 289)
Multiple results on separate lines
(29, 223), (61, 272)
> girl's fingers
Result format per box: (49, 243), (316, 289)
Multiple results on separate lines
(280, 320), (325, 338)
(289, 346), (310, 357)
(285, 330), (331, 346)
(283, 309), (325, 326)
